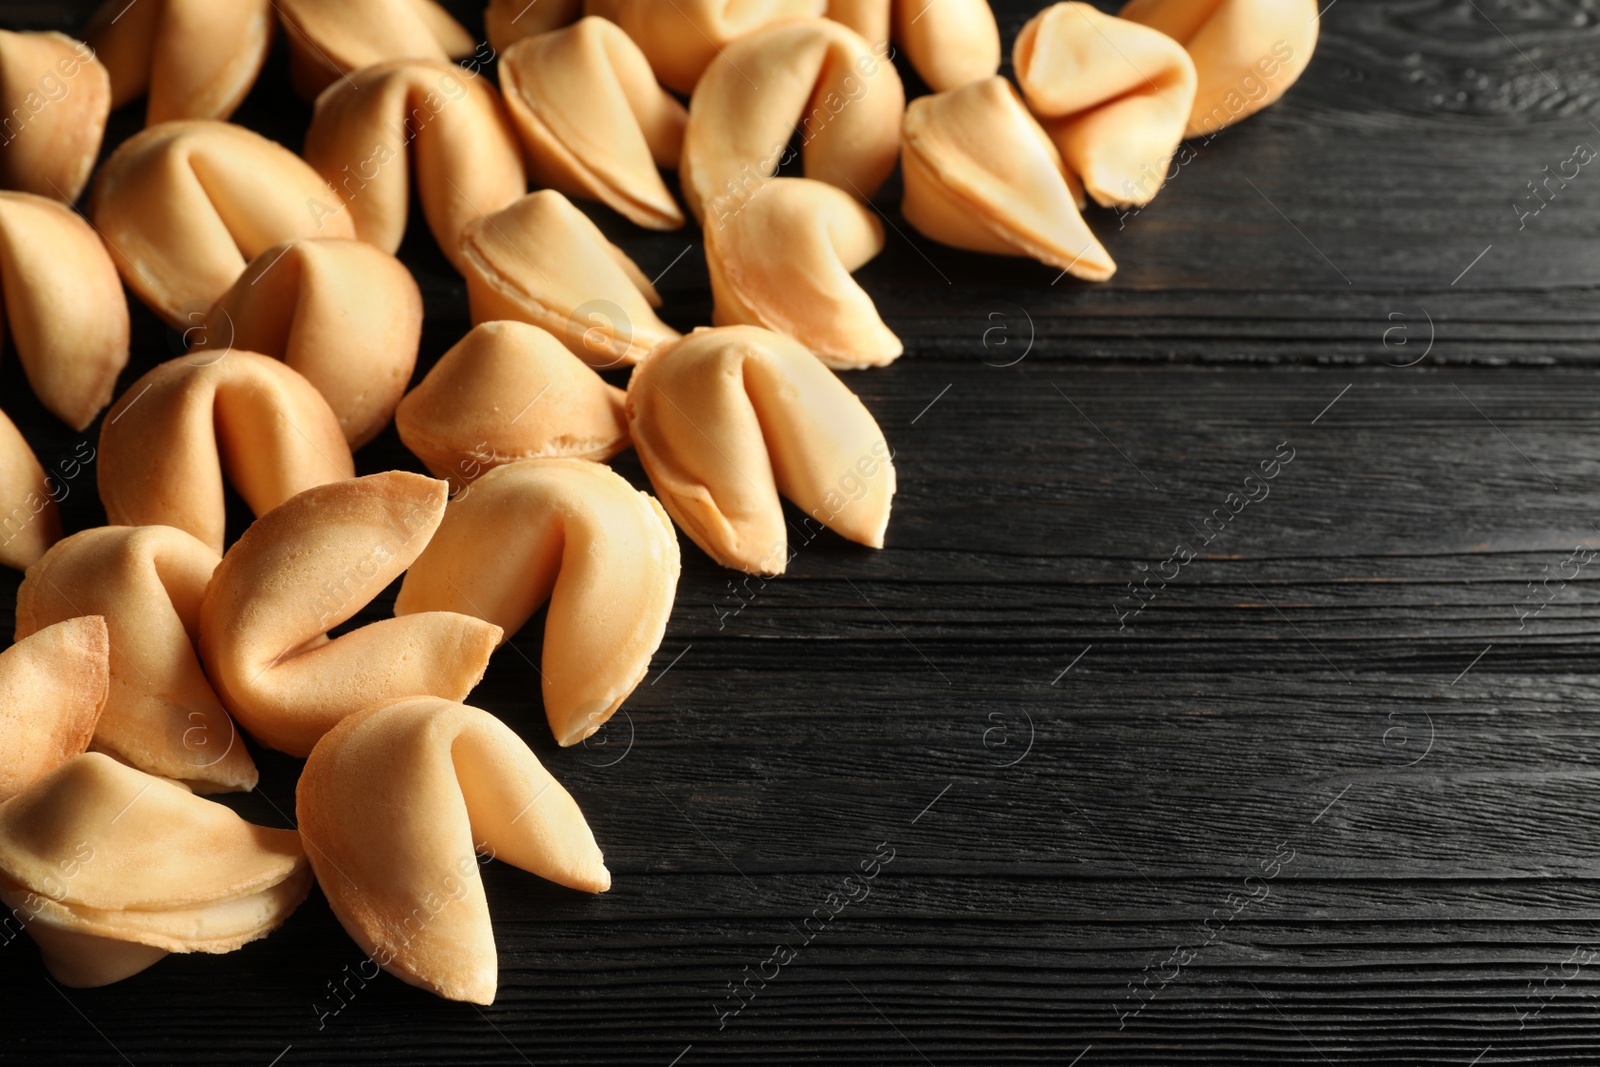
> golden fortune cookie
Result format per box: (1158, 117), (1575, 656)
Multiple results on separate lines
(0, 192), (129, 429)
(195, 238), (423, 449)
(89, 120), (357, 327)
(85, 0), (272, 124)
(303, 59), (527, 275)
(500, 17), (687, 231)
(585, 0), (824, 95)
(395, 320), (629, 487)
(0, 407), (61, 570)
(1014, 2), (1197, 209)
(705, 176), (899, 370)
(827, 0), (999, 92)
(98, 352), (355, 556)
(901, 76), (1115, 280)
(460, 190), (679, 369)
(16, 525), (259, 793)
(198, 473), (502, 757)
(1120, 0), (1318, 138)
(681, 18), (904, 224)
(275, 0), (476, 100)
(0, 754), (310, 987)
(0, 617), (108, 804)
(626, 325), (895, 575)
(0, 32), (109, 201)
(298, 697), (609, 1004)
(396, 459), (679, 746)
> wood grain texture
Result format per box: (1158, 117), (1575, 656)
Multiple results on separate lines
(2, 0), (1599, 1063)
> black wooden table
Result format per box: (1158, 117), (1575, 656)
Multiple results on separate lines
(3, 0), (1597, 1063)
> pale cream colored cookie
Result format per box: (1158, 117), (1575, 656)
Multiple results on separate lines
(500, 18), (686, 230)
(16, 525), (259, 793)
(195, 238), (423, 449)
(396, 459), (679, 746)
(395, 321), (629, 486)
(0, 753), (309, 986)
(98, 352), (354, 556)
(297, 697), (609, 1004)
(626, 325), (894, 575)
(0, 617), (108, 804)
(197, 473), (503, 756)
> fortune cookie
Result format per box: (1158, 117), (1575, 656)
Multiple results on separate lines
(1120, 0), (1318, 137)
(460, 190), (678, 369)
(0, 32), (110, 201)
(303, 59), (527, 275)
(297, 697), (609, 1004)
(585, 0), (824, 95)
(397, 459), (679, 745)
(90, 120), (357, 327)
(98, 352), (354, 556)
(827, 0), (998, 92)
(0, 617), (108, 804)
(85, 0), (272, 124)
(1014, 3), (1197, 209)
(16, 525), (259, 793)
(194, 238), (423, 449)
(395, 321), (629, 487)
(487, 0), (581, 51)
(0, 192), (129, 429)
(901, 77), (1115, 280)
(705, 177), (899, 369)
(681, 18), (904, 223)
(198, 473), (503, 757)
(275, 0), (476, 100)
(626, 326), (894, 574)
(0, 754), (310, 987)
(0, 408), (60, 570)
(500, 18), (687, 230)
